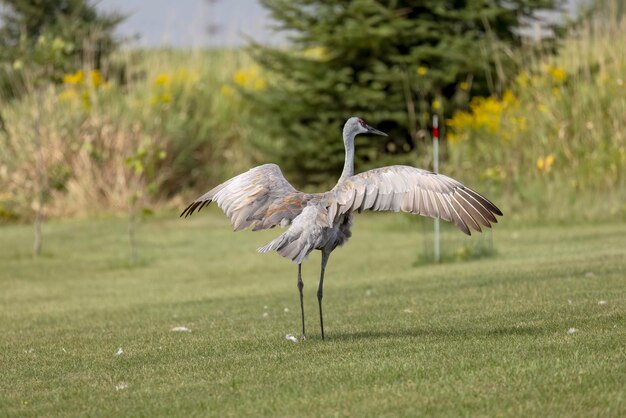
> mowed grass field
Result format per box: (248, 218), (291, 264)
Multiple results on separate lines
(0, 211), (625, 417)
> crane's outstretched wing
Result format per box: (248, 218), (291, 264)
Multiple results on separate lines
(328, 165), (502, 235)
(181, 164), (310, 231)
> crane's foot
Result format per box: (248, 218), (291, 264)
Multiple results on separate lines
(300, 334), (307, 341)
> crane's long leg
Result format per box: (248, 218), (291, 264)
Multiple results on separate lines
(297, 264), (306, 340)
(317, 251), (330, 341)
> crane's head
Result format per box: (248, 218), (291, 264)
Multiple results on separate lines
(344, 117), (388, 139)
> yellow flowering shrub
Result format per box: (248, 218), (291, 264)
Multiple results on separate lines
(444, 34), (625, 221)
(90, 70), (103, 88)
(220, 85), (234, 97)
(546, 65), (567, 84)
(1, 49), (263, 220)
(153, 73), (171, 86)
(59, 69), (107, 110)
(482, 165), (506, 181)
(62, 70), (104, 88)
(302, 46), (329, 61)
(232, 66), (267, 91)
(58, 89), (78, 102)
(536, 154), (555, 173)
(446, 89), (520, 144)
(148, 69), (199, 107)
(63, 70), (85, 85)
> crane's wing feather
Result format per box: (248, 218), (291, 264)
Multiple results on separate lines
(329, 165), (502, 235)
(181, 164), (310, 231)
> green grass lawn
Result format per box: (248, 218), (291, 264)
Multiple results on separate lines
(1, 211), (625, 417)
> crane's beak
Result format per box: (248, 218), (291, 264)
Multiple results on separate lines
(366, 125), (388, 137)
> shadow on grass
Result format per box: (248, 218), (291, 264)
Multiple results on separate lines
(329, 325), (547, 341)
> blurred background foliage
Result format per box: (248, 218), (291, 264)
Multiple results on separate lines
(248, 0), (566, 186)
(0, 0), (124, 98)
(0, 0), (624, 225)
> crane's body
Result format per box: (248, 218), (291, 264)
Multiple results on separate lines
(182, 117), (502, 340)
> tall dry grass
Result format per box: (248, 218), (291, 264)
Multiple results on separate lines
(444, 11), (626, 222)
(0, 48), (260, 220)
(1, 11), (624, 224)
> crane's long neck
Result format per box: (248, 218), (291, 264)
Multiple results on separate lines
(339, 130), (356, 181)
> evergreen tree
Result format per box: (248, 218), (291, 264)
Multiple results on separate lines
(0, 0), (124, 96)
(249, 0), (565, 188)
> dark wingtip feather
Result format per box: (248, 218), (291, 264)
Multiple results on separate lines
(464, 187), (503, 217)
(181, 200), (210, 218)
(457, 218), (471, 235)
(197, 200), (210, 213)
(180, 202), (194, 218)
(489, 202), (503, 217)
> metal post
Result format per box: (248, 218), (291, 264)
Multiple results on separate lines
(433, 115), (440, 263)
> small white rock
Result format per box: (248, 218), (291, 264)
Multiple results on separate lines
(115, 347), (124, 356)
(171, 326), (191, 332)
(283, 308), (289, 313)
(403, 308), (413, 313)
(598, 300), (608, 305)
(115, 382), (128, 391)
(263, 305), (268, 310)
(568, 299), (572, 305)
(262, 312), (269, 318)
(24, 348), (34, 354)
(365, 289), (372, 297)
(285, 334), (298, 343)
(567, 327), (578, 334)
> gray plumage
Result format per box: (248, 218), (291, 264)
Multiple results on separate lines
(181, 117), (502, 340)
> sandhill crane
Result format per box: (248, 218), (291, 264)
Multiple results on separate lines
(181, 117), (502, 340)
